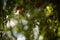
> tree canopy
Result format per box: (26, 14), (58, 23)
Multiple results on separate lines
(0, 0), (60, 40)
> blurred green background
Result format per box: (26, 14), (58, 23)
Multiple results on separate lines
(0, 0), (60, 40)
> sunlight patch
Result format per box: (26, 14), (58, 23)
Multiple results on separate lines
(26, 12), (30, 18)
(33, 25), (39, 40)
(38, 35), (43, 40)
(17, 33), (26, 40)
(14, 10), (20, 15)
(24, 25), (28, 30)
(7, 18), (18, 28)
(22, 19), (28, 25)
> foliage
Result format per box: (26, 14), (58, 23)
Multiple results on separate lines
(0, 0), (60, 40)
